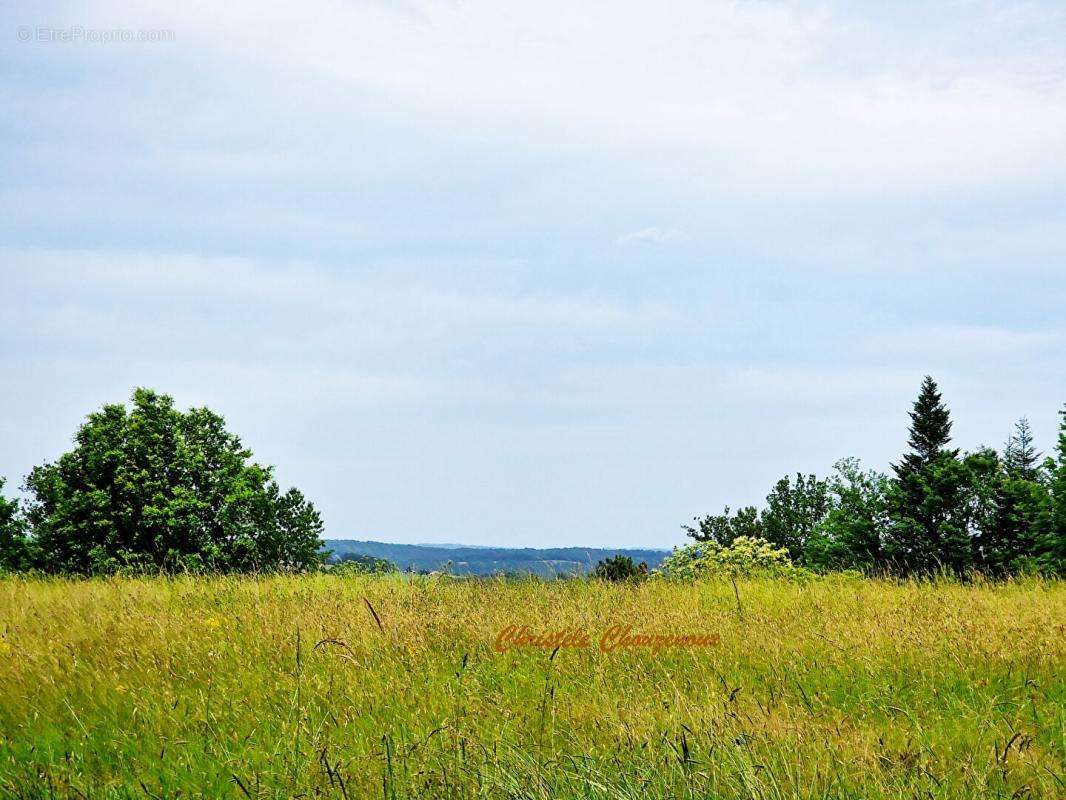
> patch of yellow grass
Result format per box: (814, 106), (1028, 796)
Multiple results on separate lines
(0, 574), (1062, 798)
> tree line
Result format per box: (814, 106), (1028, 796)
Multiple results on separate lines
(1, 380), (1064, 577)
(685, 377), (1065, 577)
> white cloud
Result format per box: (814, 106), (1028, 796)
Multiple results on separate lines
(2, 247), (680, 360)
(617, 227), (684, 245)
(4, 3), (1066, 546)
(863, 325), (1066, 359)
(51, 0), (1066, 197)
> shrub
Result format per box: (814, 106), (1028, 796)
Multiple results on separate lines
(654, 536), (812, 580)
(329, 555), (397, 576)
(592, 554), (648, 582)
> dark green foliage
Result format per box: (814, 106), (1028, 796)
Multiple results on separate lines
(686, 378), (1064, 578)
(22, 388), (324, 574)
(592, 554), (648, 582)
(883, 378), (972, 575)
(0, 478), (33, 572)
(331, 553), (397, 575)
(961, 426), (1055, 576)
(975, 469), (1051, 576)
(894, 376), (957, 481)
(683, 506), (762, 546)
(761, 473), (830, 561)
(1041, 406), (1066, 573)
(1004, 417), (1041, 481)
(803, 459), (889, 572)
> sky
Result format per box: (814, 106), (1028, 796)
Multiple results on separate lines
(2, 1), (1064, 548)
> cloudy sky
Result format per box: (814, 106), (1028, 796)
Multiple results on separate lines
(2, 1), (1064, 548)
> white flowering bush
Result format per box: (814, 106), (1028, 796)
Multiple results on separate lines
(653, 536), (813, 580)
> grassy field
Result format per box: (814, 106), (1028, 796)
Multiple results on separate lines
(0, 574), (1063, 799)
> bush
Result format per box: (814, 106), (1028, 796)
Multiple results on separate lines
(654, 536), (812, 580)
(592, 554), (648, 582)
(329, 555), (397, 576)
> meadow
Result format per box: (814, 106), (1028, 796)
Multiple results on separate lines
(0, 574), (1062, 799)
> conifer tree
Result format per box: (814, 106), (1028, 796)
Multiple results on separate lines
(885, 376), (970, 575)
(1004, 417), (1041, 481)
(1042, 405), (1066, 572)
(893, 376), (957, 481)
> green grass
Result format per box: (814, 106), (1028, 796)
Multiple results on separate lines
(0, 574), (1063, 799)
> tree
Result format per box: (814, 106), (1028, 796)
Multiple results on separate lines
(0, 478), (33, 572)
(1039, 405), (1066, 574)
(976, 472), (1051, 577)
(684, 505), (762, 546)
(23, 388), (325, 574)
(760, 473), (830, 561)
(1004, 417), (1041, 481)
(804, 459), (889, 572)
(966, 421), (1053, 577)
(894, 376), (957, 481)
(885, 377), (971, 575)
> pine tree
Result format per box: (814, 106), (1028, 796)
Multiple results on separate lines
(893, 376), (957, 481)
(1054, 407), (1066, 529)
(1004, 417), (1041, 481)
(970, 415), (1054, 576)
(885, 376), (971, 575)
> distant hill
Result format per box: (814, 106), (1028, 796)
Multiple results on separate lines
(323, 540), (670, 577)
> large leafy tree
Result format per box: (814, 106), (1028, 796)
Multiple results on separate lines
(684, 505), (762, 546)
(804, 459), (889, 572)
(760, 473), (830, 561)
(24, 389), (324, 574)
(0, 478), (32, 572)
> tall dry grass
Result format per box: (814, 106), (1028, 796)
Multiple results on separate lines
(0, 573), (1062, 798)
